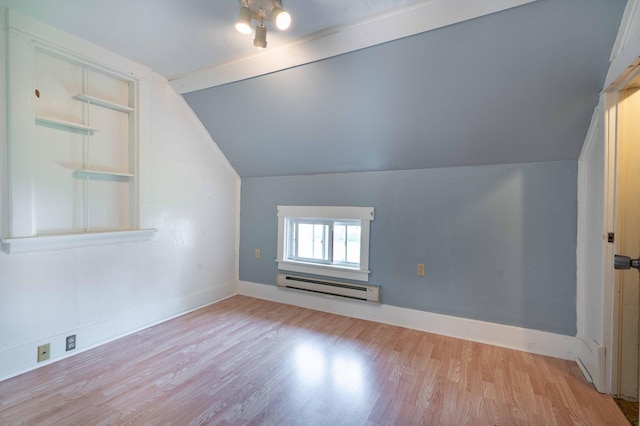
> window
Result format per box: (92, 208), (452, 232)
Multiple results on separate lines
(286, 219), (361, 266)
(277, 206), (374, 281)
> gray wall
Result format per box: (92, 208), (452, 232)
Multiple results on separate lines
(240, 161), (577, 335)
(185, 0), (625, 178)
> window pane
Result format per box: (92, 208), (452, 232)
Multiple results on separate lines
(333, 224), (346, 262)
(297, 223), (314, 259)
(297, 222), (328, 260)
(346, 225), (361, 264)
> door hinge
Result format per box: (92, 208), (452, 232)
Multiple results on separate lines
(607, 232), (615, 243)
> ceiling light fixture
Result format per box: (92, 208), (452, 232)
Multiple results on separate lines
(235, 0), (291, 48)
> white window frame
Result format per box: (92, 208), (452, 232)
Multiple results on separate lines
(277, 206), (374, 282)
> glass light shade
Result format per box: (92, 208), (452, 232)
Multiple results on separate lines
(254, 23), (267, 48)
(273, 8), (291, 30)
(235, 6), (252, 34)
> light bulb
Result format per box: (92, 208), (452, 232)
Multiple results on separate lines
(235, 6), (252, 35)
(273, 8), (291, 30)
(254, 23), (267, 48)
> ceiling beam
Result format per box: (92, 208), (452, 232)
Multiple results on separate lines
(170, 0), (537, 94)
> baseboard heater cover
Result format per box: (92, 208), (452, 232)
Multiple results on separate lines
(277, 274), (380, 303)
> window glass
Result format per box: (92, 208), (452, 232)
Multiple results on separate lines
(333, 224), (347, 263)
(286, 218), (360, 267)
(346, 225), (361, 264)
(297, 222), (328, 261)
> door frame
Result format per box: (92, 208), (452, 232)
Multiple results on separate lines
(576, 0), (640, 397)
(601, 58), (640, 396)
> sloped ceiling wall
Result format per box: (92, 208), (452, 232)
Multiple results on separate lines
(184, 0), (626, 178)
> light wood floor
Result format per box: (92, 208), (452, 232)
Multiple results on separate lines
(0, 295), (628, 425)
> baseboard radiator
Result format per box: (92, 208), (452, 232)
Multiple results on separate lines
(277, 273), (380, 303)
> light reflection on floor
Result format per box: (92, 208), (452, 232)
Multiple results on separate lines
(294, 343), (327, 387)
(332, 356), (363, 394)
(293, 342), (366, 398)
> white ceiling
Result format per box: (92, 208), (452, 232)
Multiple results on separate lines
(0, 0), (536, 90)
(0, 0), (420, 79)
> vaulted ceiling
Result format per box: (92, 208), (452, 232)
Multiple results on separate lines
(0, 0), (628, 177)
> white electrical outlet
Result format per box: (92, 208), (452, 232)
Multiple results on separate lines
(255, 249), (261, 259)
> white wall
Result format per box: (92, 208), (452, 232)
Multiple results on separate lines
(0, 10), (240, 381)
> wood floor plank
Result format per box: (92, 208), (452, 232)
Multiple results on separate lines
(0, 295), (629, 425)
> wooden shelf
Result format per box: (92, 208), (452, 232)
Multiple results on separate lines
(35, 116), (97, 134)
(74, 169), (135, 178)
(75, 94), (135, 113)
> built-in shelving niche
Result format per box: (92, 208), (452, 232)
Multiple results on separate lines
(3, 42), (156, 253)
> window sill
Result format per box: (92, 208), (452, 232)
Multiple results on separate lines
(2, 229), (158, 254)
(276, 260), (370, 282)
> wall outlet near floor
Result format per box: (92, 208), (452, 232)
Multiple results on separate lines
(417, 263), (426, 277)
(255, 249), (261, 259)
(66, 335), (76, 351)
(37, 343), (50, 362)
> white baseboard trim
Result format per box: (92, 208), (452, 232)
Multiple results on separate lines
(0, 281), (237, 382)
(577, 358), (593, 383)
(239, 280), (579, 361)
(577, 337), (608, 393)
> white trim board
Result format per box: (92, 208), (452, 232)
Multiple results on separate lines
(575, 105), (609, 391)
(239, 280), (578, 361)
(578, 338), (606, 390)
(605, 1), (640, 88)
(610, 0), (639, 62)
(0, 281), (237, 383)
(170, 0), (537, 93)
(2, 229), (158, 254)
